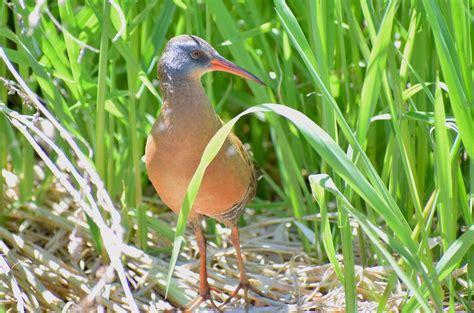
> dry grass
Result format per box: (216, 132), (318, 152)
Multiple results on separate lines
(0, 166), (414, 312)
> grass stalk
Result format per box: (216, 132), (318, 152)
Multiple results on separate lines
(95, 0), (111, 180)
(0, 129), (5, 225)
(125, 2), (144, 247)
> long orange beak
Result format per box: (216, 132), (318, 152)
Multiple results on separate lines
(210, 56), (264, 85)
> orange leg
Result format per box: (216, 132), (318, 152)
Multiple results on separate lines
(220, 226), (270, 308)
(186, 221), (221, 312)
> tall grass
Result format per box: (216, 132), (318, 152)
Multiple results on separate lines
(0, 0), (473, 311)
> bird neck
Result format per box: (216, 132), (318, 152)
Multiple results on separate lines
(159, 75), (218, 125)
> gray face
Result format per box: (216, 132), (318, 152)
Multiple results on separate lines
(159, 35), (217, 79)
(158, 34), (264, 87)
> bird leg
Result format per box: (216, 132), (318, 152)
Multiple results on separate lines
(186, 221), (221, 312)
(220, 226), (270, 308)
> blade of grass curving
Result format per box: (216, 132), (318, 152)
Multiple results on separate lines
(166, 103), (427, 302)
(377, 272), (397, 313)
(309, 174), (431, 311)
(275, 0), (400, 218)
(309, 178), (344, 281)
(405, 224), (474, 311)
(436, 225), (474, 281)
(275, 8), (433, 291)
(274, 1), (418, 251)
(265, 104), (434, 297)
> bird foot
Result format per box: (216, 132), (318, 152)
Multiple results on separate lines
(219, 280), (271, 309)
(185, 285), (222, 312)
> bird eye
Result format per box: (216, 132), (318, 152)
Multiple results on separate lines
(190, 50), (202, 59)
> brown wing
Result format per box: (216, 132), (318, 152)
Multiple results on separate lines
(211, 132), (257, 226)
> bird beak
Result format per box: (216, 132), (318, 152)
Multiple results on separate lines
(210, 56), (265, 85)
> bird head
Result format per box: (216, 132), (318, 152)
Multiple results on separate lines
(158, 35), (264, 85)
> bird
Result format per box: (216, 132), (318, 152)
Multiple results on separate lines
(145, 35), (267, 310)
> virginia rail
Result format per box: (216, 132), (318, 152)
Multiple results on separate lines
(145, 35), (267, 310)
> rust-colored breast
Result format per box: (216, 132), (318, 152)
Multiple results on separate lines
(145, 103), (255, 225)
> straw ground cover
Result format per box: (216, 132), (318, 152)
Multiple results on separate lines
(0, 0), (473, 311)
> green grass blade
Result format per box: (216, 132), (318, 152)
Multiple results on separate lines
(423, 0), (474, 159)
(310, 173), (431, 311)
(434, 83), (455, 248)
(405, 225), (474, 311)
(95, 0), (111, 179)
(166, 103), (428, 307)
(310, 178), (344, 281)
(356, 0), (397, 143)
(274, 0), (403, 220)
